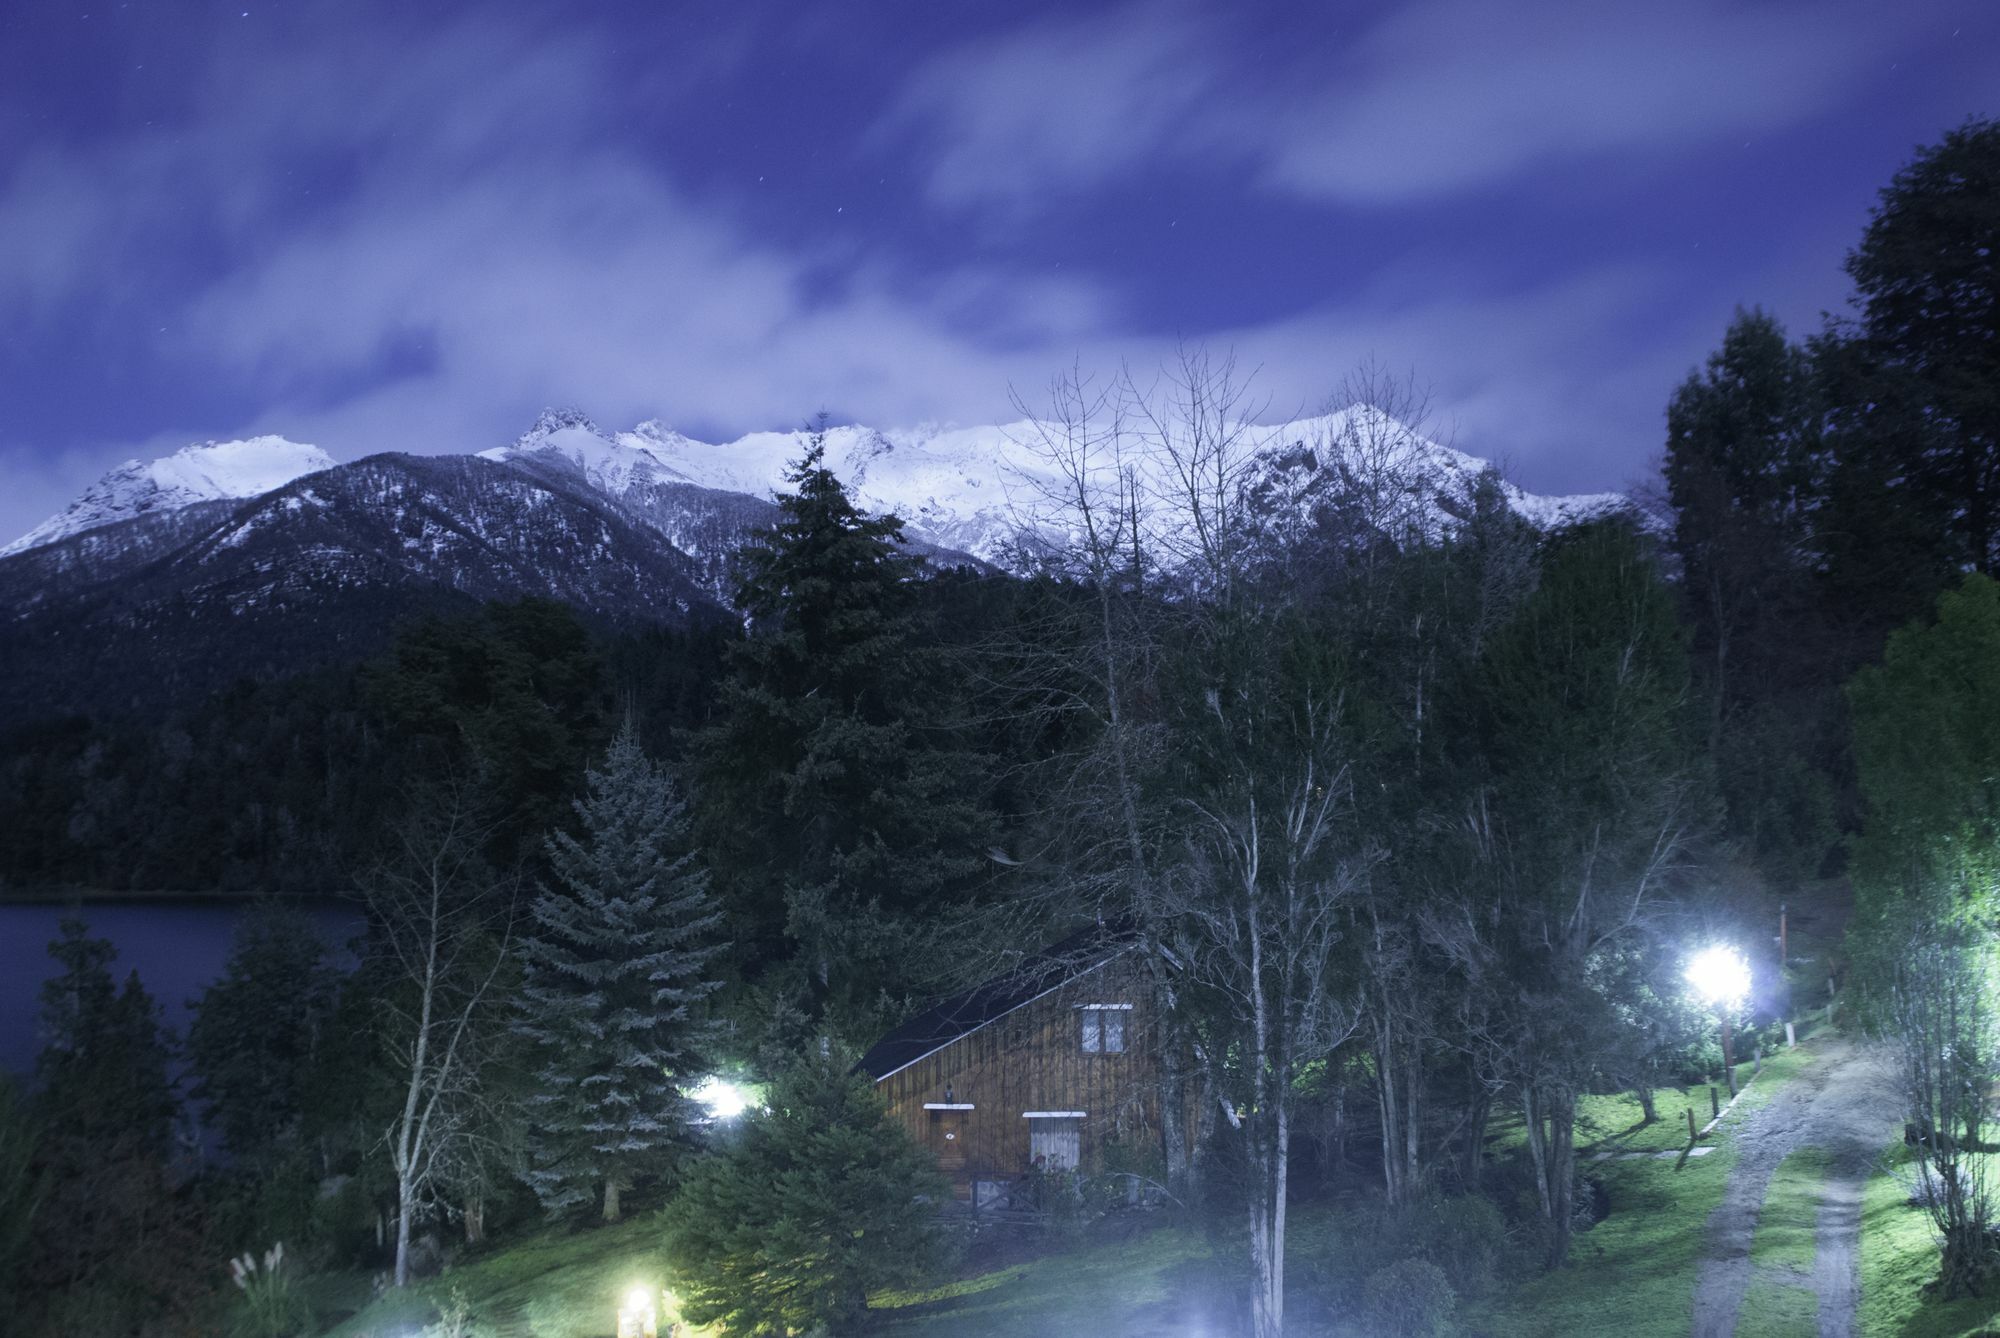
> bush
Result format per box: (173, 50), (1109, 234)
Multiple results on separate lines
(664, 1050), (955, 1335)
(226, 1242), (314, 1338)
(1363, 1257), (1457, 1336)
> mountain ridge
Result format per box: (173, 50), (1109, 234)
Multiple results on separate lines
(10, 408), (1627, 566)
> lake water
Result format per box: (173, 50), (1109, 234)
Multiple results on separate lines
(0, 899), (362, 1076)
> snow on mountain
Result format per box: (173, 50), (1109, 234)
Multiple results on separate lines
(485, 407), (1628, 566)
(3, 435), (335, 556)
(9, 408), (1628, 571)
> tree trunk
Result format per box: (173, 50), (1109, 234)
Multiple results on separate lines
(464, 1197), (484, 1245)
(1462, 1088), (1491, 1188)
(1377, 1036), (1403, 1204)
(394, 1190), (414, 1288)
(1402, 1052), (1422, 1197)
(603, 1176), (622, 1224)
(1637, 1084), (1658, 1125)
(1153, 966), (1192, 1199)
(1544, 1086), (1578, 1269)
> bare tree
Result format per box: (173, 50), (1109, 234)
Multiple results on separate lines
(1894, 913), (2000, 1296)
(1003, 348), (1378, 1335)
(364, 778), (517, 1287)
(1167, 637), (1371, 1338)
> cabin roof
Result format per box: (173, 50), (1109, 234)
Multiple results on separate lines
(855, 921), (1136, 1083)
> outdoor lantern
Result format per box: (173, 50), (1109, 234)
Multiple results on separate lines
(617, 1283), (658, 1338)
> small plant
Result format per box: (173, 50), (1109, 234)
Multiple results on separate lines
(428, 1282), (473, 1338)
(1363, 1257), (1457, 1337)
(227, 1241), (314, 1338)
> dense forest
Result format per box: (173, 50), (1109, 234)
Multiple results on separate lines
(0, 118), (1995, 1338)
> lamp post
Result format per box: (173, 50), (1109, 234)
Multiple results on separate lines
(1685, 944), (1751, 1095)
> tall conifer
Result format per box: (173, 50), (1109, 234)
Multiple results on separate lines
(514, 721), (722, 1221)
(698, 424), (997, 1043)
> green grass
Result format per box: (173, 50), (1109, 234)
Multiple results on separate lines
(1735, 1277), (1817, 1337)
(868, 1226), (1214, 1336)
(1856, 1142), (2000, 1337)
(317, 1044), (1828, 1338)
(323, 1212), (687, 1338)
(1466, 1137), (1737, 1337)
(1750, 1146), (1829, 1277)
(1464, 1039), (1825, 1338)
(1733, 1145), (1827, 1338)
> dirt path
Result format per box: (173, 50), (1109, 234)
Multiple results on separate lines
(1689, 1036), (1901, 1338)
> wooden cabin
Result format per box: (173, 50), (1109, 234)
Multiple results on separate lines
(856, 926), (1163, 1202)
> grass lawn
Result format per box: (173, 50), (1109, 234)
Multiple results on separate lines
(1750, 1146), (1828, 1278)
(1735, 1278), (1817, 1338)
(1464, 1136), (1737, 1337)
(322, 1212), (690, 1338)
(1730, 1144), (1829, 1336)
(319, 1045), (1828, 1338)
(1856, 1141), (2000, 1337)
(869, 1225), (1218, 1336)
(1464, 1039), (1821, 1338)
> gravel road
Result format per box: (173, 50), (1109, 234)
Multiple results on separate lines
(1689, 1036), (1900, 1338)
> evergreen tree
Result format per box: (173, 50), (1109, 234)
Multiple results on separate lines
(514, 719), (723, 1221)
(365, 598), (611, 867)
(27, 919), (204, 1333)
(697, 425), (998, 1043)
(187, 902), (341, 1168)
(0, 1076), (42, 1323)
(664, 1049), (952, 1335)
(1838, 117), (2000, 576)
(1662, 309), (1838, 875)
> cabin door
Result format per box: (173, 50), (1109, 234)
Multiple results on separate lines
(931, 1108), (967, 1172)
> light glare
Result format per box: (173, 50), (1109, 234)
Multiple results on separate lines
(1685, 944), (1751, 1008)
(693, 1075), (751, 1120)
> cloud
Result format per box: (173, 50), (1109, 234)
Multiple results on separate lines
(0, 0), (1911, 548)
(874, 8), (1222, 217)
(881, 0), (1922, 211)
(0, 13), (1124, 538)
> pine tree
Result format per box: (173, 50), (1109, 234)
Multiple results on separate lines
(187, 902), (340, 1167)
(1839, 117), (2000, 576)
(0, 1076), (43, 1322)
(27, 918), (204, 1332)
(697, 424), (998, 1043)
(1662, 309), (1838, 875)
(664, 1049), (952, 1335)
(514, 720), (723, 1221)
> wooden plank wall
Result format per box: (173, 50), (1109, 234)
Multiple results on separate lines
(873, 957), (1163, 1183)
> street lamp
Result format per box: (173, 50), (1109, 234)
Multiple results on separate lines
(1685, 944), (1751, 1092)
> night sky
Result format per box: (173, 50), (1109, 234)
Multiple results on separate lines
(1, 0), (1993, 545)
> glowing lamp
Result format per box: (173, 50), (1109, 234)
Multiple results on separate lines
(692, 1075), (751, 1121)
(1685, 943), (1752, 1087)
(1685, 944), (1751, 1009)
(617, 1283), (658, 1338)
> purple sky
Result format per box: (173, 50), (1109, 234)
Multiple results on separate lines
(0, 0), (1993, 544)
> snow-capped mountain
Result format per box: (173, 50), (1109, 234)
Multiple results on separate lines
(475, 405), (1628, 569)
(8, 407), (1625, 571)
(3, 436), (334, 557)
(0, 405), (1629, 724)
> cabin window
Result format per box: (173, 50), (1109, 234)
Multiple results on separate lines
(1079, 1004), (1129, 1053)
(1025, 1114), (1083, 1170)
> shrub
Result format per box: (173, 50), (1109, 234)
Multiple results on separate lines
(1363, 1257), (1457, 1337)
(664, 1050), (954, 1335)
(226, 1241), (314, 1338)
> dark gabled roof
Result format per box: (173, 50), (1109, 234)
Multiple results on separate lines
(855, 921), (1136, 1083)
